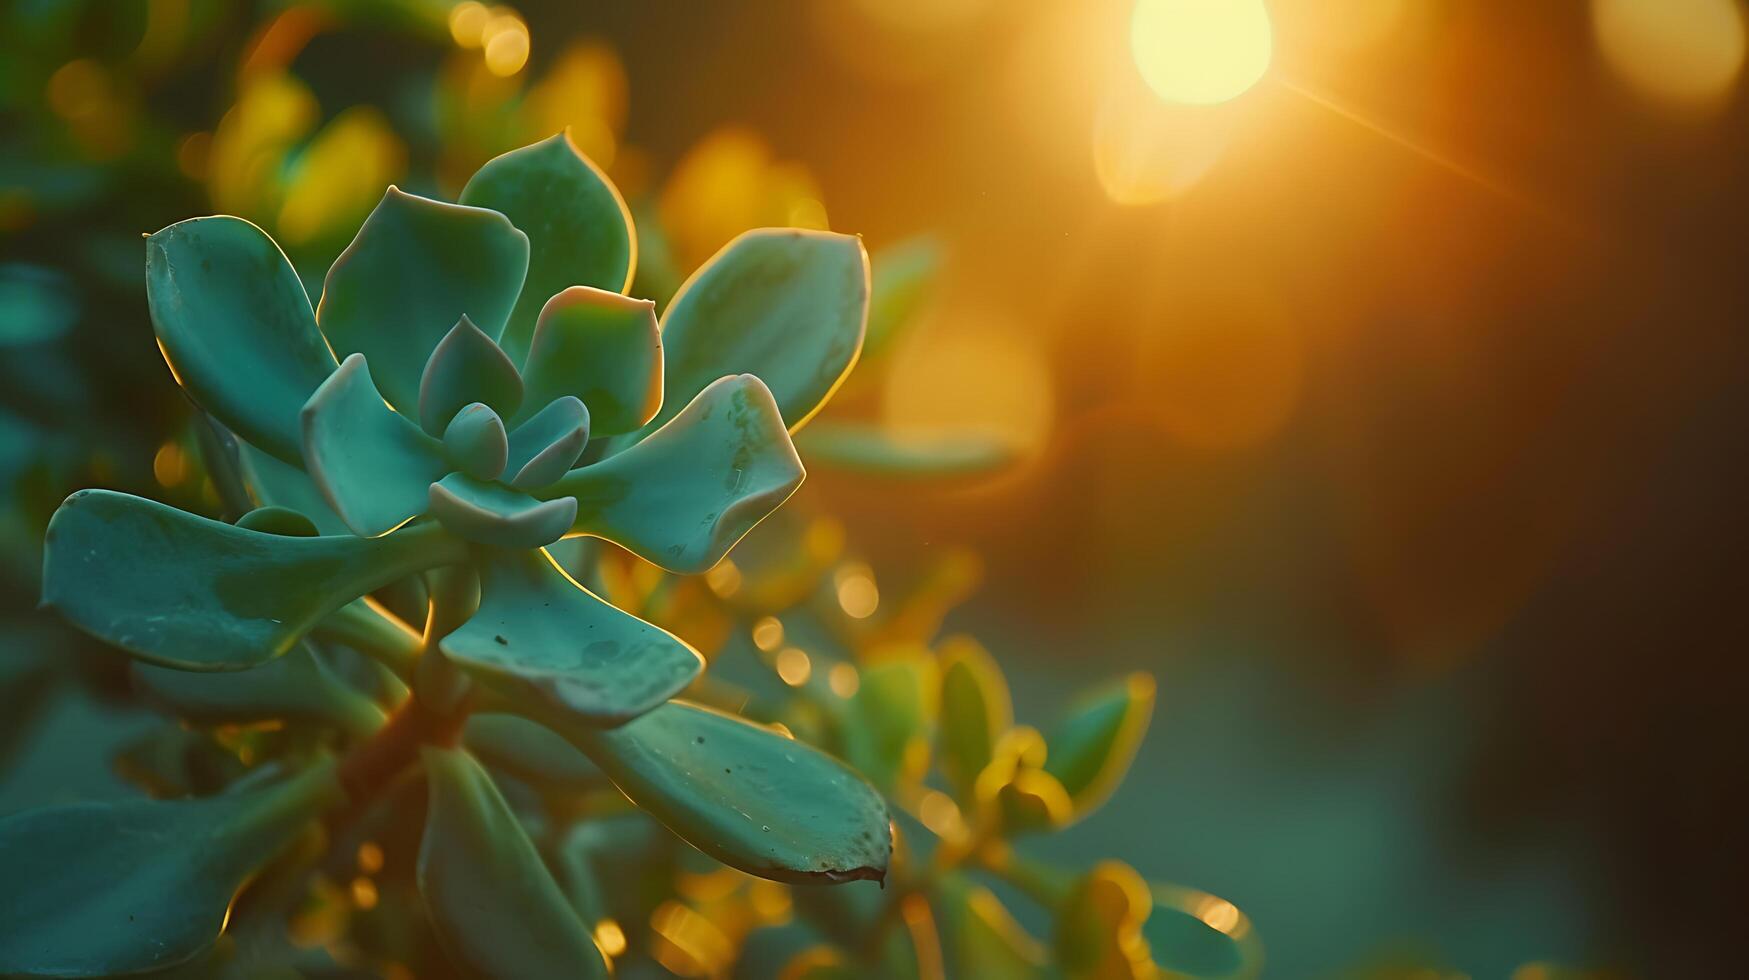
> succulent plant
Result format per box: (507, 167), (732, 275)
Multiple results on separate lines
(0, 133), (893, 979)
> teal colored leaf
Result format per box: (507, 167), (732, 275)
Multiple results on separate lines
(443, 403), (509, 481)
(42, 490), (467, 670)
(561, 700), (890, 884)
(794, 422), (1018, 479)
(506, 396), (588, 490)
(544, 374), (804, 574)
(0, 761), (342, 978)
(429, 473), (577, 549)
(863, 236), (943, 365)
(1145, 883), (1259, 979)
(843, 653), (937, 791)
(302, 353), (450, 537)
(637, 228), (868, 438)
(458, 133), (635, 365)
(418, 747), (610, 979)
(443, 548), (700, 725)
(463, 713), (604, 791)
(236, 440), (348, 535)
(134, 645), (385, 737)
(936, 636), (1012, 801)
(518, 286), (661, 435)
(317, 187), (530, 414)
(418, 315), (524, 435)
(1043, 673), (1155, 819)
(146, 216), (338, 464)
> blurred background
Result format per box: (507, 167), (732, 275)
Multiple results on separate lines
(4, 0), (1747, 975)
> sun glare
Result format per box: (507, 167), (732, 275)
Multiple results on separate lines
(1130, 0), (1273, 106)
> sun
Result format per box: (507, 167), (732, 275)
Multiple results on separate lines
(1130, 0), (1274, 105)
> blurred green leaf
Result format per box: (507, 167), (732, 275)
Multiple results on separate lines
(418, 747), (610, 978)
(794, 422), (1018, 479)
(1144, 882), (1260, 979)
(134, 645), (385, 737)
(935, 635), (1012, 802)
(1043, 673), (1155, 821)
(862, 236), (942, 366)
(843, 651), (938, 791)
(0, 761), (341, 977)
(43, 490), (466, 670)
(937, 876), (1047, 980)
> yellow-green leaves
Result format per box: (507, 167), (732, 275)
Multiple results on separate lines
(146, 216), (337, 464)
(1043, 673), (1155, 820)
(642, 228), (869, 437)
(442, 548), (701, 725)
(936, 636), (1013, 800)
(419, 748), (610, 979)
(519, 286), (661, 435)
(318, 188), (530, 415)
(0, 761), (341, 978)
(1055, 862), (1258, 980)
(561, 700), (891, 884)
(302, 353), (450, 537)
(42, 490), (466, 670)
(459, 134), (635, 365)
(546, 374), (804, 574)
(843, 651), (938, 791)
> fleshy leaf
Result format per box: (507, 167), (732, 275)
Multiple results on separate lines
(463, 713), (604, 791)
(543, 374), (804, 574)
(443, 403), (509, 481)
(302, 353), (450, 537)
(559, 700), (891, 884)
(794, 422), (1019, 479)
(42, 490), (467, 670)
(134, 646), (385, 737)
(443, 548), (701, 725)
(1043, 673), (1155, 819)
(1145, 882), (1259, 979)
(146, 216), (337, 464)
(506, 396), (589, 490)
(636, 228), (869, 438)
(458, 133), (635, 364)
(429, 472), (577, 549)
(235, 504), (319, 537)
(418, 747), (610, 979)
(0, 761), (341, 978)
(936, 635), (1013, 802)
(317, 187), (530, 414)
(518, 286), (661, 435)
(418, 315), (524, 435)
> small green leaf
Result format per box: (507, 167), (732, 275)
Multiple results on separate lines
(0, 761), (342, 977)
(317, 188), (529, 415)
(794, 422), (1019, 479)
(863, 236), (943, 366)
(518, 286), (661, 435)
(443, 403), (510, 481)
(134, 645), (386, 737)
(638, 228), (869, 437)
(843, 652), (938, 791)
(560, 700), (891, 884)
(146, 216), (338, 464)
(442, 548), (701, 725)
(937, 877), (1047, 980)
(418, 747), (610, 979)
(936, 635), (1012, 802)
(235, 505), (319, 537)
(428, 473), (577, 549)
(463, 713), (604, 791)
(506, 396), (588, 491)
(1043, 673), (1155, 820)
(1144, 882), (1260, 979)
(418, 315), (524, 436)
(302, 353), (450, 537)
(458, 133), (635, 365)
(544, 374), (804, 574)
(43, 490), (467, 670)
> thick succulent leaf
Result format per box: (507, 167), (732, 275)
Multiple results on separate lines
(135, 645), (385, 736)
(463, 713), (604, 791)
(302, 353), (450, 537)
(442, 548), (701, 725)
(42, 490), (467, 670)
(317, 187), (530, 414)
(0, 761), (341, 978)
(506, 396), (588, 490)
(518, 286), (661, 435)
(794, 422), (1019, 479)
(429, 473), (577, 549)
(1144, 883), (1259, 979)
(236, 440), (348, 535)
(418, 747), (610, 979)
(1043, 673), (1155, 818)
(443, 403), (509, 481)
(458, 133), (635, 364)
(419, 315), (524, 435)
(146, 216), (337, 463)
(863, 236), (943, 365)
(636, 228), (869, 439)
(559, 700), (891, 884)
(936, 635), (1013, 801)
(544, 374), (804, 574)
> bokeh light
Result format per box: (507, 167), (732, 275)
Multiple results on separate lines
(1093, 85), (1232, 204)
(1591, 0), (1747, 109)
(1130, 0), (1274, 105)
